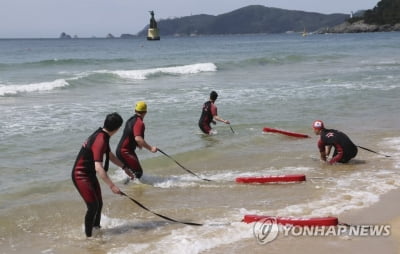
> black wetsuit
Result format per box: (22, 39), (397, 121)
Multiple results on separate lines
(116, 115), (144, 178)
(198, 101), (214, 134)
(72, 128), (110, 237)
(318, 128), (358, 163)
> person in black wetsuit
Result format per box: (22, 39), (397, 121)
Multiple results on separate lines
(198, 91), (230, 135)
(116, 101), (157, 179)
(312, 120), (358, 164)
(71, 112), (131, 237)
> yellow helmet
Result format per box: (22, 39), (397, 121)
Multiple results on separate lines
(135, 101), (147, 112)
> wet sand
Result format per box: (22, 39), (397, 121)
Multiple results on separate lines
(205, 187), (400, 254)
(1, 139), (398, 254)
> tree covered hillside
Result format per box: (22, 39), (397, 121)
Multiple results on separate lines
(138, 5), (348, 36)
(364, 0), (400, 24)
(349, 0), (400, 25)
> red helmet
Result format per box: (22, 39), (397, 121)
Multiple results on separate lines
(312, 120), (324, 129)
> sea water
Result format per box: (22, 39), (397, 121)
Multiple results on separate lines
(0, 32), (399, 253)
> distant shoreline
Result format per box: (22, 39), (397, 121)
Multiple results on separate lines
(1, 22), (400, 40)
(318, 20), (400, 33)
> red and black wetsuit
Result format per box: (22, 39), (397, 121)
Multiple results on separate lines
(71, 128), (110, 237)
(116, 115), (144, 178)
(198, 101), (216, 134)
(318, 129), (358, 164)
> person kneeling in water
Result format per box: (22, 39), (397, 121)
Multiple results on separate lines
(312, 120), (357, 164)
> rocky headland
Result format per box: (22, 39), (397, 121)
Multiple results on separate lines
(321, 20), (400, 33)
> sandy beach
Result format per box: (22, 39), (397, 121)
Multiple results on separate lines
(204, 187), (400, 254)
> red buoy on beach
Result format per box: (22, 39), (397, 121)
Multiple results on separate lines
(263, 127), (310, 138)
(236, 174), (306, 184)
(242, 215), (338, 226)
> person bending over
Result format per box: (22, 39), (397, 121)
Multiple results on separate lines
(312, 120), (357, 164)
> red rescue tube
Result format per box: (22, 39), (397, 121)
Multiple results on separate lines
(236, 174), (306, 184)
(242, 215), (338, 226)
(263, 127), (310, 138)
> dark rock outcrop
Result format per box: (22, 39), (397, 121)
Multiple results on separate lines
(319, 20), (400, 33)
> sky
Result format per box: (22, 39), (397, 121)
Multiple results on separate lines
(0, 0), (379, 38)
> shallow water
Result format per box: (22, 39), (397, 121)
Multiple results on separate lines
(0, 32), (399, 253)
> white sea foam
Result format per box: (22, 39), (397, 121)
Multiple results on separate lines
(0, 79), (69, 96)
(101, 207), (252, 254)
(108, 220), (251, 254)
(101, 62), (217, 80)
(112, 166), (314, 189)
(222, 167), (313, 179)
(272, 137), (400, 218)
(381, 137), (400, 168)
(111, 170), (203, 188)
(105, 149), (400, 254)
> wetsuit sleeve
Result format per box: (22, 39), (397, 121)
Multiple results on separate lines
(133, 119), (145, 137)
(211, 103), (217, 117)
(329, 144), (344, 164)
(317, 138), (325, 152)
(91, 134), (107, 162)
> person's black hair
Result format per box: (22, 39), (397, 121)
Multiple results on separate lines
(103, 112), (123, 132)
(210, 91), (218, 101)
